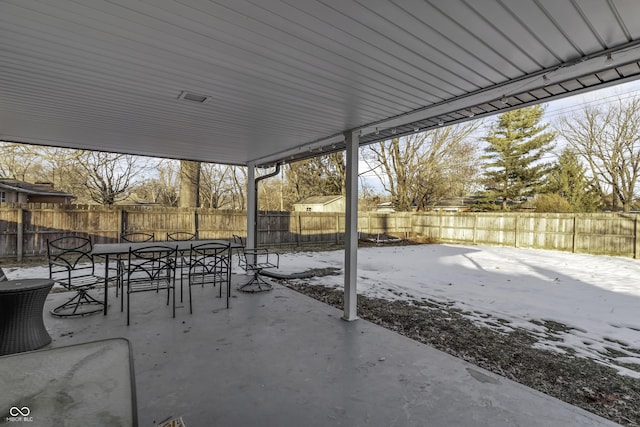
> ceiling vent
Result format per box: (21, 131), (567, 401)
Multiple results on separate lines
(178, 91), (211, 104)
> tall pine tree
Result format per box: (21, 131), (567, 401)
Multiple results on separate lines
(545, 148), (601, 212)
(482, 105), (555, 210)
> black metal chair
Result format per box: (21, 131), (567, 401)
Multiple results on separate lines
(232, 234), (246, 264)
(125, 245), (178, 325)
(187, 242), (231, 313)
(47, 236), (105, 317)
(237, 248), (279, 292)
(166, 232), (197, 300)
(115, 233), (155, 298)
(121, 232), (155, 243)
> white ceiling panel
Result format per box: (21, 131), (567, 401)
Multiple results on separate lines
(1, 0), (640, 166)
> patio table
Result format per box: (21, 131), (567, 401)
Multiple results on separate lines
(92, 239), (242, 315)
(0, 279), (54, 356)
(0, 338), (137, 426)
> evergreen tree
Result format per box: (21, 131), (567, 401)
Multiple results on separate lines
(535, 193), (573, 213)
(481, 105), (555, 210)
(545, 148), (601, 212)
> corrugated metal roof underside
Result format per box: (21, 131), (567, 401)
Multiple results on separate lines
(1, 0), (640, 166)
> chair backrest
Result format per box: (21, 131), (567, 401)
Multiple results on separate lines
(121, 232), (155, 243)
(47, 236), (94, 270)
(189, 242), (231, 274)
(167, 232), (196, 241)
(127, 245), (178, 284)
(237, 248), (279, 272)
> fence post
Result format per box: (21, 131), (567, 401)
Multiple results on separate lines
(296, 212), (302, 246)
(116, 208), (123, 243)
(16, 207), (23, 262)
(572, 215), (577, 253)
(120, 209), (128, 241)
(514, 214), (519, 248)
(193, 209), (199, 238)
(472, 214), (478, 244)
(635, 216), (639, 259)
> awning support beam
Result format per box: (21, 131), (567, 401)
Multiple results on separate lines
(343, 131), (359, 321)
(246, 162), (256, 250)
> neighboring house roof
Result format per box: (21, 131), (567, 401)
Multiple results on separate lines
(435, 197), (477, 207)
(0, 178), (75, 198)
(376, 202), (394, 208)
(375, 202), (396, 212)
(294, 195), (344, 205)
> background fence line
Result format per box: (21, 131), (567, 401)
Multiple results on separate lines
(1, 203), (639, 260)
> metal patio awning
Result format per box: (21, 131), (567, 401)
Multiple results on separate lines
(2, 1), (640, 166)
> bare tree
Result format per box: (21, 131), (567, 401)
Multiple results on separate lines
(68, 151), (145, 205)
(365, 123), (481, 211)
(258, 176), (282, 211)
(229, 166), (247, 210)
(200, 163), (238, 209)
(36, 146), (88, 195)
(0, 142), (45, 181)
(131, 161), (179, 206)
(284, 153), (346, 210)
(558, 97), (640, 212)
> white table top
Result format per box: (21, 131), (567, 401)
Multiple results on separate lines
(0, 338), (137, 426)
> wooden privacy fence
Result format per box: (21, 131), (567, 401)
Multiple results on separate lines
(412, 212), (640, 258)
(0, 204), (412, 260)
(1, 204), (640, 260)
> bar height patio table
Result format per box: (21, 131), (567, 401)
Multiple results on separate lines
(0, 279), (54, 356)
(92, 239), (243, 315)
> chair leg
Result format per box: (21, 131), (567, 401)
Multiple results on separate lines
(121, 275), (126, 313)
(180, 262), (185, 302)
(51, 289), (103, 317)
(115, 257), (122, 298)
(189, 278), (193, 314)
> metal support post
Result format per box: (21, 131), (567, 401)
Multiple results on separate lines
(343, 131), (359, 321)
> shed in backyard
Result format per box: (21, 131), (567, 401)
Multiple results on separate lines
(293, 195), (345, 213)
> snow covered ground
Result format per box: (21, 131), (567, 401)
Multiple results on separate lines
(274, 244), (640, 378)
(7, 243), (640, 377)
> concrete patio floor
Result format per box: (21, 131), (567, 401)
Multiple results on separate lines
(39, 275), (618, 427)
